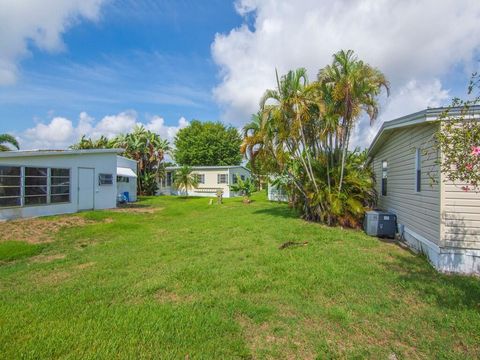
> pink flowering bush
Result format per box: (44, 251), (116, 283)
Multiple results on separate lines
(436, 73), (480, 191)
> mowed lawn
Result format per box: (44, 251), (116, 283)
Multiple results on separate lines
(0, 194), (479, 359)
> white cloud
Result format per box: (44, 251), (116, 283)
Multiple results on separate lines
(18, 111), (189, 149)
(0, 0), (106, 85)
(212, 0), (480, 144)
(351, 79), (451, 148)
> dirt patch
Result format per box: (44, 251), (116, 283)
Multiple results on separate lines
(31, 254), (66, 263)
(74, 261), (95, 270)
(154, 289), (196, 304)
(33, 270), (71, 286)
(236, 314), (316, 360)
(0, 216), (96, 244)
(112, 204), (162, 214)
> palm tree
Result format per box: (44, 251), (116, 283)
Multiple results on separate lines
(173, 166), (198, 196)
(318, 50), (389, 191)
(0, 134), (19, 151)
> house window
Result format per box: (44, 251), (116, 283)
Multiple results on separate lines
(166, 172), (172, 187)
(0, 166), (21, 207)
(99, 173), (113, 185)
(50, 168), (70, 203)
(196, 174), (205, 184)
(217, 174), (228, 184)
(415, 148), (421, 192)
(240, 175), (246, 181)
(24, 167), (48, 205)
(232, 174), (238, 184)
(117, 176), (129, 183)
(381, 161), (388, 196)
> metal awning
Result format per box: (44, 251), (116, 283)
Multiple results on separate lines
(117, 167), (137, 178)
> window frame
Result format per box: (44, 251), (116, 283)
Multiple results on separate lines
(0, 165), (72, 209)
(0, 165), (22, 208)
(381, 160), (388, 196)
(23, 167), (48, 206)
(98, 173), (113, 186)
(415, 148), (421, 193)
(217, 173), (228, 184)
(196, 173), (205, 184)
(50, 168), (71, 204)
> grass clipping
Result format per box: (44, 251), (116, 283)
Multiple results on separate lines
(0, 216), (95, 244)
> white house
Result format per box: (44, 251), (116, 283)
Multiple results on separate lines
(116, 156), (138, 202)
(158, 165), (251, 198)
(0, 149), (137, 220)
(368, 106), (480, 275)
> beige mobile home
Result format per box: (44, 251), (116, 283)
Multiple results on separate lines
(158, 165), (251, 198)
(368, 106), (480, 275)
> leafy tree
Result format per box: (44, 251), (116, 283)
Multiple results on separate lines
(173, 165), (199, 196)
(241, 50), (385, 227)
(0, 134), (20, 151)
(436, 73), (480, 191)
(174, 120), (242, 166)
(230, 177), (256, 203)
(70, 135), (112, 149)
(112, 126), (170, 195)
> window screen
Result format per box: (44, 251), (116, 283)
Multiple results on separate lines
(24, 167), (47, 205)
(0, 166), (21, 207)
(51, 168), (70, 203)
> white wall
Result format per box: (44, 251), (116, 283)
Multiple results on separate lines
(158, 167), (251, 198)
(116, 156), (138, 202)
(0, 153), (117, 220)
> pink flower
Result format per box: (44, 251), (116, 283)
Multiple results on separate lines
(466, 163), (473, 171)
(462, 186), (470, 192)
(471, 146), (480, 156)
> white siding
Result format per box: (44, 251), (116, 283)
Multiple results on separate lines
(442, 180), (480, 249)
(372, 123), (441, 245)
(157, 167), (251, 198)
(0, 153), (117, 220)
(116, 156), (138, 202)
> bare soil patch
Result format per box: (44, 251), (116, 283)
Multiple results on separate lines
(236, 314), (316, 360)
(112, 204), (162, 214)
(0, 216), (97, 244)
(154, 289), (196, 304)
(30, 254), (66, 263)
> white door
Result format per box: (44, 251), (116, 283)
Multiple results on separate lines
(78, 168), (95, 210)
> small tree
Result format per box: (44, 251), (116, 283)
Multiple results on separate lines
(230, 177), (256, 203)
(436, 73), (480, 191)
(173, 166), (199, 196)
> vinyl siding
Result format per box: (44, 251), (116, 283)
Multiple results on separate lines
(442, 179), (480, 249)
(372, 123), (441, 245)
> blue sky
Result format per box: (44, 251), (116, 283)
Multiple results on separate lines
(0, 0), (243, 136)
(0, 0), (479, 149)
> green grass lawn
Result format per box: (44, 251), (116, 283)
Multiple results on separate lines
(0, 193), (479, 359)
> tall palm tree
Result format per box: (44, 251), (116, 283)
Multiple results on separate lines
(318, 50), (389, 191)
(173, 166), (198, 196)
(0, 134), (20, 151)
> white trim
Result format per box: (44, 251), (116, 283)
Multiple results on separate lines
(117, 167), (137, 178)
(401, 225), (480, 274)
(0, 149), (123, 159)
(404, 226), (440, 253)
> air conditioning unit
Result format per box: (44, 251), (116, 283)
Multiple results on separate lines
(364, 210), (397, 238)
